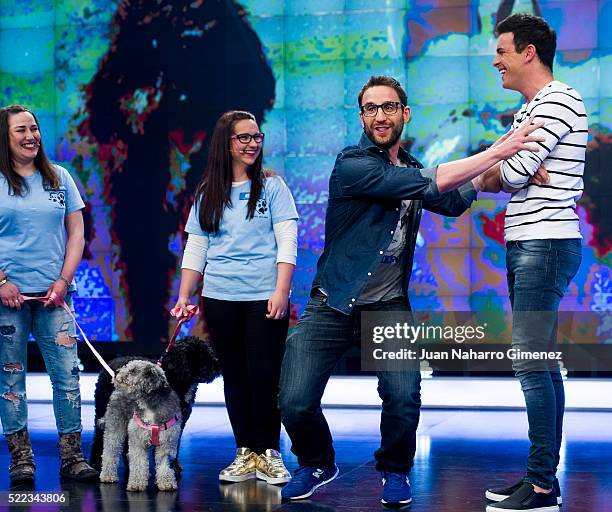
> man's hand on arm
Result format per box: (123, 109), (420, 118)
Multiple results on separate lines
(528, 165), (550, 186)
(435, 119), (544, 193)
(477, 163), (549, 194)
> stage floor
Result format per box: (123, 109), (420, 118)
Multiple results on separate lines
(2, 404), (610, 511)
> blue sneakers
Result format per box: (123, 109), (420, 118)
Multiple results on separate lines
(281, 464), (339, 500)
(381, 471), (412, 508)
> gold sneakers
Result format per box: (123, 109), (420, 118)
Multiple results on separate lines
(219, 447), (259, 482)
(255, 449), (291, 485)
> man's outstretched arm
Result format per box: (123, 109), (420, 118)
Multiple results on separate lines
(435, 120), (544, 193)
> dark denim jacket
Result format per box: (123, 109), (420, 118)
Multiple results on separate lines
(312, 133), (477, 314)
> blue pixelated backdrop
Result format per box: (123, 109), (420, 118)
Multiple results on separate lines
(0, 0), (610, 343)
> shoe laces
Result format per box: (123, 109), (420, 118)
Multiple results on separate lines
(266, 456), (286, 471)
(383, 471), (409, 486)
(228, 452), (252, 469)
(293, 465), (321, 482)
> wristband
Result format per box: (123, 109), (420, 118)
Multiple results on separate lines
(58, 275), (71, 287)
(0, 277), (7, 287)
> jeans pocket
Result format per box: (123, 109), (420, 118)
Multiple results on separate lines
(514, 240), (551, 255)
(309, 295), (327, 308)
(556, 246), (582, 291)
(308, 289), (328, 307)
(557, 240), (582, 257)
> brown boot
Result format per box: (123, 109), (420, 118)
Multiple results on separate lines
(59, 432), (99, 481)
(6, 429), (35, 485)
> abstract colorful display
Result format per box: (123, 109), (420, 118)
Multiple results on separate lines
(1, 0), (610, 343)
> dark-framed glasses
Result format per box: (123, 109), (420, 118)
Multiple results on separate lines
(232, 132), (265, 144)
(360, 101), (403, 117)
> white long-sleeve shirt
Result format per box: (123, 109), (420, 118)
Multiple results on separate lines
(181, 219), (297, 273)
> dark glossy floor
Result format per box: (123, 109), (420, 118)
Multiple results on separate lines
(1, 404), (610, 511)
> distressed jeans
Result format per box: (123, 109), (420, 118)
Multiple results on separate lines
(279, 293), (421, 473)
(0, 293), (82, 435)
(506, 239), (582, 490)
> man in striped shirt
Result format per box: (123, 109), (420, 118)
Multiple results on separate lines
(480, 13), (586, 512)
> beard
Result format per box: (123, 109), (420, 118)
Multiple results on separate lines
(363, 120), (403, 150)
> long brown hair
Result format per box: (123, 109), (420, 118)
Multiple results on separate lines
(0, 105), (59, 195)
(194, 111), (264, 233)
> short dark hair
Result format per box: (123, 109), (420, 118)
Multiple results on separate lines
(357, 75), (407, 109)
(495, 13), (556, 71)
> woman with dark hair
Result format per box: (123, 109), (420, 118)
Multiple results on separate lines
(174, 110), (298, 485)
(0, 105), (98, 484)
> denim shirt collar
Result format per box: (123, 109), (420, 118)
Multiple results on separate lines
(357, 132), (419, 168)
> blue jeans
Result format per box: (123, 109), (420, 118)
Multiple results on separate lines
(279, 293), (421, 473)
(506, 239), (582, 489)
(0, 294), (83, 435)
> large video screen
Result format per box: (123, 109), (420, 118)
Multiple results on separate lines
(1, 0), (609, 343)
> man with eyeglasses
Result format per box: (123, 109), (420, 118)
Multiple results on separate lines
(278, 75), (543, 507)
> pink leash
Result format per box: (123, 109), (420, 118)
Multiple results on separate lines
(21, 293), (116, 378)
(20, 295), (192, 447)
(160, 304), (200, 366)
(19, 296), (200, 377)
(134, 305), (197, 445)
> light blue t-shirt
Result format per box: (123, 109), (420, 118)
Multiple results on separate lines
(0, 166), (85, 293)
(185, 176), (298, 301)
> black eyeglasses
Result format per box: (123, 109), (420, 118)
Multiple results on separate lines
(232, 132), (265, 144)
(360, 102), (404, 117)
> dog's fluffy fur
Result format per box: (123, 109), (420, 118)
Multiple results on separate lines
(99, 360), (182, 490)
(90, 336), (220, 475)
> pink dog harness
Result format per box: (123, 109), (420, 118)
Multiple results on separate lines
(132, 413), (180, 446)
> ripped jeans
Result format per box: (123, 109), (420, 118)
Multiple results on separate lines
(0, 293), (82, 435)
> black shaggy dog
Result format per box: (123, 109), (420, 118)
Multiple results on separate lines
(89, 336), (220, 475)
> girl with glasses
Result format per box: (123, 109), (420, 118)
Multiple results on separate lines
(174, 110), (298, 486)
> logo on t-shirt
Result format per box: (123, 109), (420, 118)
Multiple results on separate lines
(255, 198), (268, 217)
(48, 190), (66, 208)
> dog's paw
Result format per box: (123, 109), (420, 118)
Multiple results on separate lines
(156, 480), (177, 492)
(127, 481), (148, 492)
(99, 473), (118, 484)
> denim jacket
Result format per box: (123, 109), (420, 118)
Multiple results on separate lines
(312, 133), (477, 314)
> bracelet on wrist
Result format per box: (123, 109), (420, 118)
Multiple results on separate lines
(58, 275), (71, 287)
(0, 277), (8, 287)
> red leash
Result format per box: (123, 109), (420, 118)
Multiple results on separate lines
(159, 304), (200, 366)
